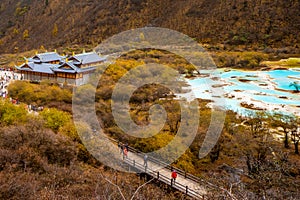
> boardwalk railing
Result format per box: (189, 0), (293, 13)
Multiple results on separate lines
(124, 155), (202, 199)
(126, 144), (202, 183)
(108, 137), (206, 199)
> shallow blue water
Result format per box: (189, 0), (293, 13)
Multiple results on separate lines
(252, 95), (299, 105)
(265, 70), (300, 90)
(266, 70), (300, 79)
(188, 69), (300, 114)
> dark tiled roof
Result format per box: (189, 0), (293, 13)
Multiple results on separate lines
(19, 62), (34, 70)
(16, 62), (58, 74)
(52, 67), (95, 73)
(28, 58), (40, 63)
(52, 62), (80, 73)
(32, 52), (62, 63)
(46, 62), (96, 73)
(17, 52), (99, 75)
(71, 52), (106, 65)
(17, 62), (95, 74)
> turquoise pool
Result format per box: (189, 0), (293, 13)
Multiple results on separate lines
(187, 69), (300, 115)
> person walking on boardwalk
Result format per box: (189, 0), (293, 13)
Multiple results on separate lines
(171, 170), (177, 185)
(123, 147), (128, 159)
(118, 142), (123, 154)
(143, 154), (148, 167)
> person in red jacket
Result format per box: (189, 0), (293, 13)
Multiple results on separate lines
(171, 170), (177, 184)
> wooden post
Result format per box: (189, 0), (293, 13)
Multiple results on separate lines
(157, 171), (159, 179)
(186, 186), (188, 194)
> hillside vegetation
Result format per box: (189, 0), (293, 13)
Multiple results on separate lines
(0, 0), (299, 53)
(0, 98), (183, 199)
(7, 52), (300, 199)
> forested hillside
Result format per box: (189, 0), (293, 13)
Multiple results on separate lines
(0, 0), (299, 53)
(6, 53), (300, 199)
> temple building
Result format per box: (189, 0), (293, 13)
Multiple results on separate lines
(16, 51), (106, 86)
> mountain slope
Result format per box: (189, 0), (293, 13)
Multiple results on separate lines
(0, 0), (299, 53)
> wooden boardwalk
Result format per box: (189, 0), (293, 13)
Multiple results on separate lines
(120, 146), (207, 199)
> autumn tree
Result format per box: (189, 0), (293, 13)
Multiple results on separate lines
(15, 5), (28, 17)
(244, 111), (268, 137)
(290, 117), (300, 154)
(0, 99), (28, 126)
(40, 108), (71, 132)
(270, 113), (296, 148)
(13, 28), (19, 35)
(291, 128), (300, 154)
(8, 80), (72, 111)
(52, 23), (58, 37)
(23, 29), (29, 40)
(241, 112), (272, 175)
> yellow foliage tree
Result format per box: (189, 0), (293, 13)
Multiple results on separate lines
(13, 28), (19, 35)
(52, 23), (58, 37)
(23, 29), (29, 40)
